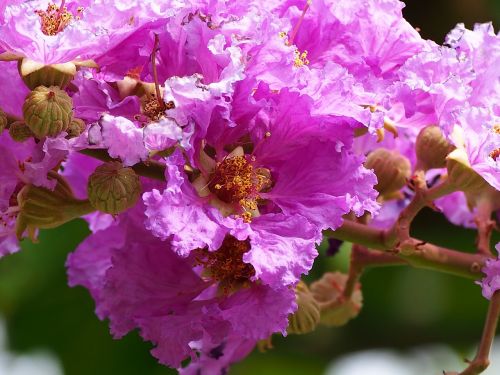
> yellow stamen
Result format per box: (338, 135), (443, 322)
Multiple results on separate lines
(195, 236), (255, 293)
(208, 154), (272, 220)
(36, 1), (83, 36)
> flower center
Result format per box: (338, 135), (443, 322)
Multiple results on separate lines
(208, 155), (271, 220)
(279, 0), (311, 68)
(142, 94), (174, 122)
(195, 236), (255, 292)
(36, 1), (83, 36)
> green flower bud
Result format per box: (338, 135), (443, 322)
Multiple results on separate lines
(87, 162), (142, 214)
(365, 148), (411, 199)
(446, 149), (491, 193)
(9, 121), (34, 142)
(416, 125), (455, 170)
(310, 272), (363, 327)
(16, 172), (94, 241)
(18, 58), (76, 90)
(288, 281), (321, 335)
(0, 108), (7, 132)
(66, 118), (86, 138)
(23, 85), (73, 138)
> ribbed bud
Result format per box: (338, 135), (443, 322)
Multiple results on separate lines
(87, 162), (141, 214)
(9, 121), (34, 142)
(18, 58), (76, 90)
(0, 108), (7, 132)
(446, 149), (491, 193)
(365, 148), (411, 198)
(23, 85), (73, 138)
(310, 272), (363, 327)
(16, 172), (94, 241)
(287, 281), (321, 335)
(416, 125), (455, 170)
(66, 118), (86, 138)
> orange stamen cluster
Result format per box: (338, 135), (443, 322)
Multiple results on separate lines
(195, 236), (255, 292)
(142, 95), (174, 122)
(489, 125), (499, 161)
(36, 2), (83, 36)
(208, 155), (271, 221)
(490, 148), (500, 162)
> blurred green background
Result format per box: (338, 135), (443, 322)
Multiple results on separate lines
(1, 1), (500, 374)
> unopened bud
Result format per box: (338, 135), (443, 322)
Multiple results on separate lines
(23, 85), (73, 138)
(9, 121), (34, 142)
(87, 162), (141, 214)
(288, 281), (321, 335)
(446, 149), (490, 193)
(66, 118), (86, 138)
(18, 58), (76, 90)
(365, 148), (411, 198)
(416, 125), (455, 170)
(0, 108), (7, 132)
(310, 272), (363, 327)
(16, 172), (94, 241)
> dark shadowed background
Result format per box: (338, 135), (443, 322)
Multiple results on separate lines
(0, 1), (499, 374)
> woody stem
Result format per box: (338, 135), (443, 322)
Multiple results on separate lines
(325, 220), (489, 279)
(445, 291), (500, 375)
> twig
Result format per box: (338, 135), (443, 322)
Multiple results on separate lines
(444, 291), (500, 375)
(325, 220), (489, 279)
(475, 199), (495, 256)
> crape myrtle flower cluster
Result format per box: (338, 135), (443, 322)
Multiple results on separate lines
(0, 0), (499, 374)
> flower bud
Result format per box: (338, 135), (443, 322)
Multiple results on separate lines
(87, 162), (142, 214)
(446, 149), (490, 193)
(23, 85), (73, 138)
(365, 148), (411, 198)
(9, 121), (34, 142)
(66, 118), (86, 138)
(18, 58), (76, 90)
(416, 125), (455, 170)
(16, 172), (94, 241)
(0, 108), (7, 132)
(287, 281), (321, 335)
(310, 272), (363, 327)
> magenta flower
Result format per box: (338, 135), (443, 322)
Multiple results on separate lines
(479, 243), (500, 300)
(143, 85), (378, 288)
(0, 0), (167, 65)
(67, 201), (297, 369)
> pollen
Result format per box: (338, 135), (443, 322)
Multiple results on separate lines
(208, 155), (272, 219)
(490, 148), (500, 162)
(142, 95), (174, 122)
(195, 236), (255, 293)
(293, 49), (310, 68)
(36, 2), (83, 36)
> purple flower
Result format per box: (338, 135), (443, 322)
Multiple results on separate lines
(479, 243), (500, 299)
(143, 85), (378, 287)
(66, 203), (296, 370)
(0, 0), (167, 65)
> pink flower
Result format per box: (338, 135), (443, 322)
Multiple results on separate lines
(479, 243), (500, 299)
(67, 202), (296, 369)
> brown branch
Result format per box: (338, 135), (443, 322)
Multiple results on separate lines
(325, 220), (489, 279)
(385, 174), (457, 248)
(475, 200), (495, 256)
(444, 291), (500, 375)
(343, 245), (406, 299)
